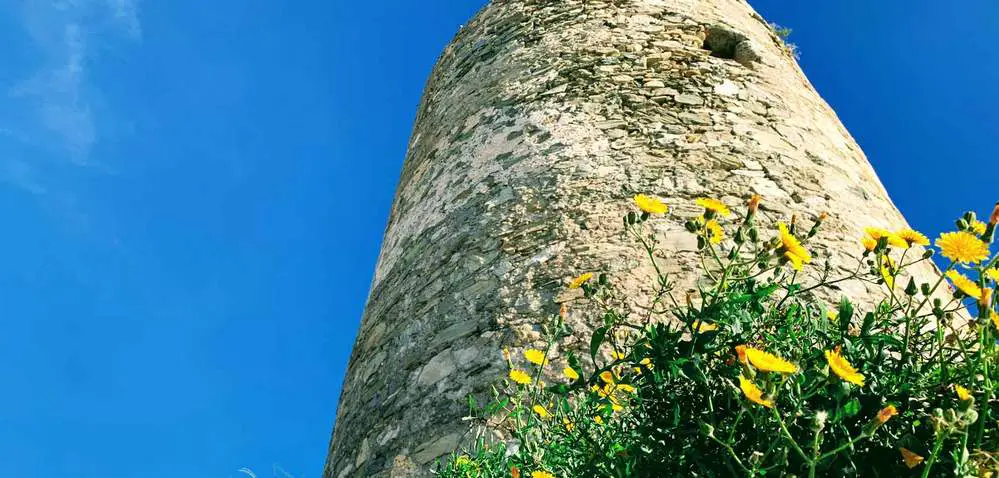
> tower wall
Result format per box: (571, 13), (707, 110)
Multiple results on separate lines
(325, 1), (939, 476)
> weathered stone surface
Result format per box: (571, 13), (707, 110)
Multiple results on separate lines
(324, 1), (943, 477)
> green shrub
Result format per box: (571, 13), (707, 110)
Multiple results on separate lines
(437, 196), (999, 477)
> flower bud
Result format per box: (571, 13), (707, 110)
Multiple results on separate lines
(747, 195), (762, 215)
(963, 409), (979, 426)
(865, 405), (898, 434)
(685, 219), (699, 233)
(905, 278), (918, 296)
(957, 218), (969, 230)
(921, 283), (931, 296)
(991, 202), (999, 226)
(748, 227), (759, 242)
(627, 211), (637, 225)
(980, 288), (993, 320)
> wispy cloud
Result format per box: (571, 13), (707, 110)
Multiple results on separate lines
(1, 0), (140, 192)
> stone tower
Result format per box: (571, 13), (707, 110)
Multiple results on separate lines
(325, 1), (941, 476)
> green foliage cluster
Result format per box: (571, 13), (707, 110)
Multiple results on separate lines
(768, 22), (800, 59)
(436, 196), (999, 477)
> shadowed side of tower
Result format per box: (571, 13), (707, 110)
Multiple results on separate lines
(325, 1), (941, 476)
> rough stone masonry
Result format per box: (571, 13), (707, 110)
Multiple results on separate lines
(324, 1), (944, 476)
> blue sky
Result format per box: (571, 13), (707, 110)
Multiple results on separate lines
(0, 1), (995, 477)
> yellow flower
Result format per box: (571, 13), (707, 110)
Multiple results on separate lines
(986, 268), (999, 283)
(531, 472), (555, 478)
(569, 272), (594, 289)
(900, 448), (924, 469)
(735, 345), (748, 364)
(639, 357), (653, 370)
(696, 197), (731, 217)
(955, 384), (972, 401)
(936, 231), (990, 264)
(562, 418), (574, 432)
(611, 350), (626, 360)
(992, 310), (999, 330)
(738, 375), (774, 408)
(970, 219), (988, 235)
(876, 405), (898, 424)
(896, 228), (930, 247)
(617, 384), (637, 394)
(744, 347), (798, 374)
(861, 236), (878, 251)
(705, 220), (724, 244)
(634, 194), (668, 214)
(454, 455), (471, 466)
(509, 369), (532, 385)
(524, 349), (547, 366)
(778, 222), (812, 269)
(945, 270), (983, 300)
(693, 320), (719, 333)
(599, 371), (615, 384)
(827, 310), (839, 322)
(593, 415), (604, 425)
(864, 227), (908, 248)
(784, 251), (805, 270)
(825, 349), (865, 386)
(533, 405), (551, 419)
(562, 367), (579, 381)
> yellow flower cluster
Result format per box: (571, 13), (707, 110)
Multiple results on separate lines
(936, 231), (990, 264)
(569, 272), (593, 289)
(743, 347), (798, 373)
(738, 375), (773, 408)
(778, 223), (812, 270)
(705, 220), (724, 244)
(510, 369), (532, 385)
(633, 194), (668, 215)
(696, 197), (731, 217)
(864, 227), (908, 249)
(986, 268), (999, 283)
(591, 371), (635, 413)
(825, 349), (865, 386)
(524, 349), (548, 366)
(945, 270), (983, 300)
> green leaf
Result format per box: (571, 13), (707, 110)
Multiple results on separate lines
(755, 283), (780, 298)
(591, 326), (608, 362)
(860, 312), (876, 337)
(838, 297), (854, 335)
(842, 398), (861, 417)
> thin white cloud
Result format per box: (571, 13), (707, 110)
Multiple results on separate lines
(2, 0), (140, 190)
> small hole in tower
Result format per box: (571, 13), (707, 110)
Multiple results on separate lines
(702, 26), (738, 60)
(701, 26), (761, 67)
